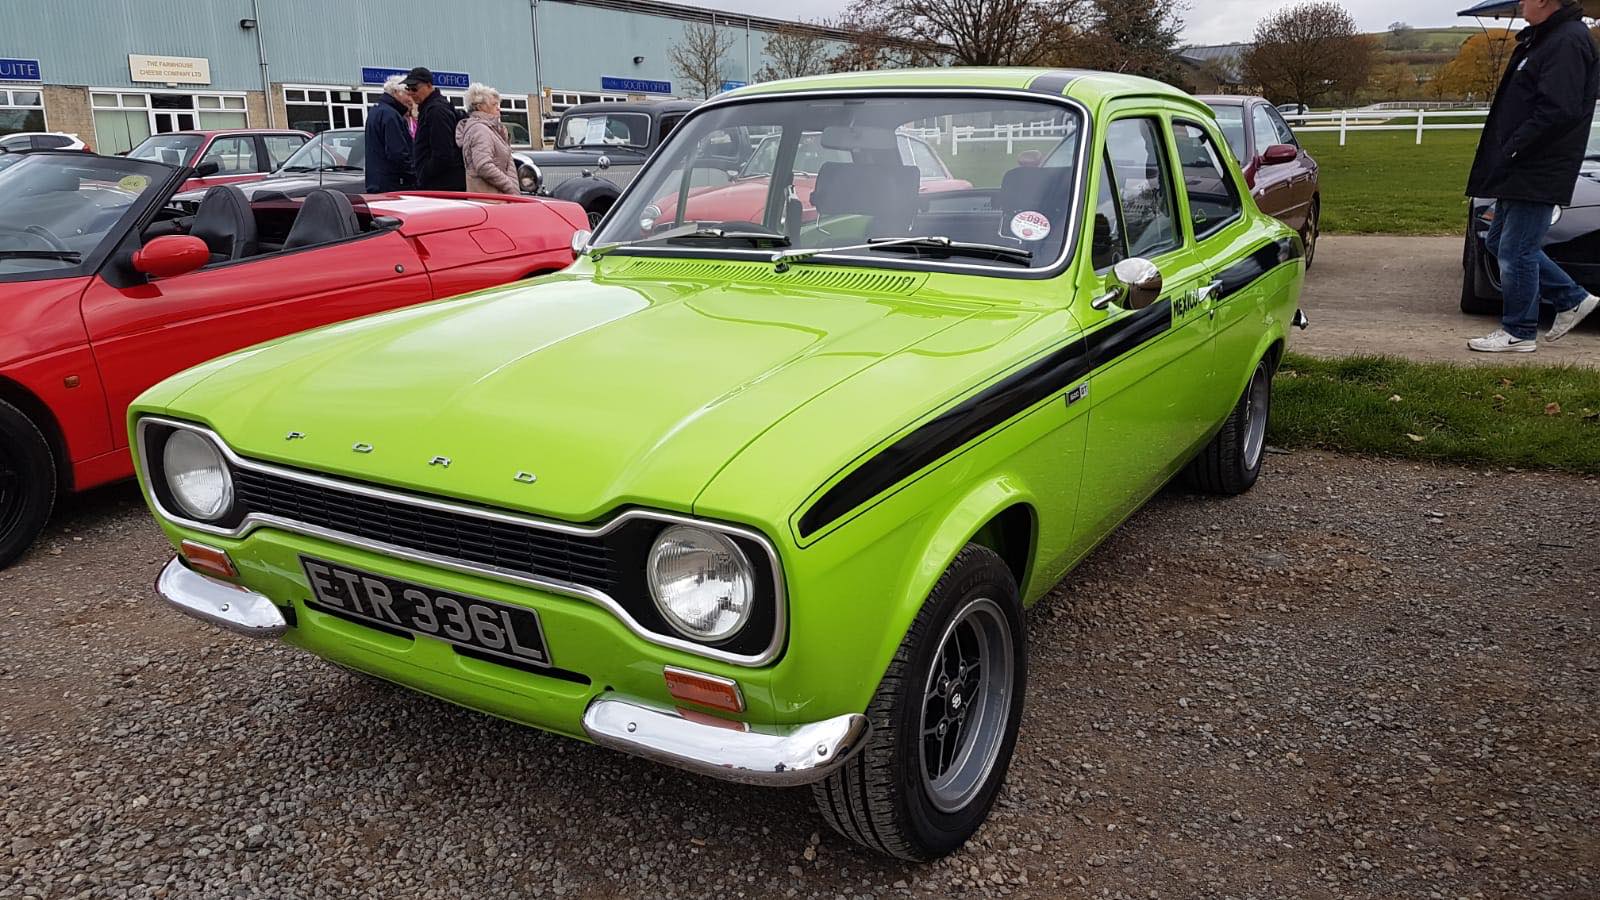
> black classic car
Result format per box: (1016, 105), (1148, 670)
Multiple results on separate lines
(1462, 114), (1600, 315)
(513, 99), (700, 226)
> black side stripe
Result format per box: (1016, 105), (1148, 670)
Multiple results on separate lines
(797, 335), (1092, 538)
(798, 239), (1294, 538)
(1216, 236), (1300, 302)
(1027, 70), (1084, 96)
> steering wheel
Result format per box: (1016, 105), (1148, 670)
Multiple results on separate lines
(0, 223), (71, 253)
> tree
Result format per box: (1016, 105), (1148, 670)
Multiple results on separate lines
(1386, 21), (1421, 51)
(1367, 62), (1418, 102)
(669, 20), (736, 99)
(755, 22), (833, 82)
(1244, 2), (1376, 107)
(1074, 0), (1187, 86)
(840, 0), (1087, 67)
(1434, 29), (1515, 100)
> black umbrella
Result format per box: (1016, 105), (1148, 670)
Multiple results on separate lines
(1456, 0), (1600, 16)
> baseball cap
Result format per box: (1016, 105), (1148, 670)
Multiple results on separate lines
(402, 67), (434, 88)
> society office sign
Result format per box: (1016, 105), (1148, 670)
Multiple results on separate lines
(129, 54), (211, 85)
(361, 66), (470, 90)
(601, 76), (671, 94)
(0, 58), (42, 83)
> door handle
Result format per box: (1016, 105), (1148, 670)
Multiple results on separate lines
(1197, 279), (1223, 318)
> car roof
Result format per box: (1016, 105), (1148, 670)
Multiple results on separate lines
(149, 129), (309, 138)
(724, 67), (1198, 110)
(563, 99), (699, 116)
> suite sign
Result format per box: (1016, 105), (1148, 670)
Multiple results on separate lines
(129, 54), (211, 85)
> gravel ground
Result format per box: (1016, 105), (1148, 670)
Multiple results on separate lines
(2, 451), (1597, 899)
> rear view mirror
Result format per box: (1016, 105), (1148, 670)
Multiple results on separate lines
(132, 235), (210, 278)
(1092, 257), (1163, 311)
(194, 160), (221, 177)
(1261, 144), (1298, 166)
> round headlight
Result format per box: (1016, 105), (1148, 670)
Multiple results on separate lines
(162, 430), (233, 521)
(647, 525), (754, 642)
(640, 204), (661, 232)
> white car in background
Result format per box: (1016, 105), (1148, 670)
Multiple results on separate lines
(0, 131), (90, 153)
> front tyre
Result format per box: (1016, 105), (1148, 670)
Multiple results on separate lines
(0, 399), (57, 569)
(812, 544), (1025, 860)
(1185, 357), (1272, 495)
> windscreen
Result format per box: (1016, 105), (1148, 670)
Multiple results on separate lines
(556, 113), (651, 149)
(0, 153), (172, 277)
(128, 134), (204, 166)
(593, 94), (1085, 272)
(278, 129), (364, 173)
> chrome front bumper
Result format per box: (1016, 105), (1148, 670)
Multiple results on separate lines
(155, 557), (288, 637)
(583, 696), (870, 787)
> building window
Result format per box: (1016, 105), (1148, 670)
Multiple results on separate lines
(0, 88), (46, 138)
(90, 91), (246, 155)
(284, 86), (366, 134)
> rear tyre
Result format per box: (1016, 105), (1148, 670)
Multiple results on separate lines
(1459, 223), (1500, 316)
(1301, 199), (1319, 270)
(1185, 358), (1271, 495)
(812, 544), (1025, 861)
(0, 399), (57, 570)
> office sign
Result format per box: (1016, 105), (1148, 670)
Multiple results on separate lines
(601, 76), (671, 94)
(719, 80), (747, 92)
(361, 66), (470, 90)
(0, 58), (42, 82)
(129, 54), (211, 85)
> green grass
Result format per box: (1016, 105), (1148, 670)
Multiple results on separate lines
(1269, 353), (1600, 473)
(1298, 130), (1477, 234)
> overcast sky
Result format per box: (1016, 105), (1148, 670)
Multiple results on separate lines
(696, 0), (1491, 47)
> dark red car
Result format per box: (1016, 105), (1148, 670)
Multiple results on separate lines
(1199, 95), (1322, 266)
(127, 129), (311, 193)
(0, 150), (586, 566)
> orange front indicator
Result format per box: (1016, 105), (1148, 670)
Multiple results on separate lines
(664, 666), (745, 714)
(179, 540), (238, 579)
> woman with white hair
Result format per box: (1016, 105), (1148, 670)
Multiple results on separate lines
(454, 82), (518, 194)
(364, 74), (416, 192)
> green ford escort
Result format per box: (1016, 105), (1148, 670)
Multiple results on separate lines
(132, 68), (1306, 859)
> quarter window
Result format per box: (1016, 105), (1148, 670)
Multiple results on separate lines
(1091, 155), (1127, 271)
(1172, 120), (1243, 240)
(1250, 105), (1280, 156)
(1104, 118), (1179, 258)
(1264, 106), (1299, 147)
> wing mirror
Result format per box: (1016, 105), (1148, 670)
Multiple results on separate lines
(193, 160), (221, 178)
(1261, 144), (1298, 166)
(132, 235), (210, 278)
(1091, 258), (1163, 311)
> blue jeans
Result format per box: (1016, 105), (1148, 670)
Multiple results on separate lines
(1484, 199), (1589, 340)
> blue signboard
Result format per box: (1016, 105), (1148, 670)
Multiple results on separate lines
(0, 58), (42, 82)
(601, 76), (671, 94)
(720, 80), (748, 92)
(361, 66), (470, 90)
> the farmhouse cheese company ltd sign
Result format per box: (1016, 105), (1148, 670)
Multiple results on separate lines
(128, 54), (211, 85)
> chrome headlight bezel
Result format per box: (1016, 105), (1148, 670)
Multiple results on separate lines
(159, 428), (234, 522)
(646, 524), (756, 643)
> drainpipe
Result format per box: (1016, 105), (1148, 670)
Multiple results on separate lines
(745, 16), (751, 82)
(529, 0), (544, 141)
(250, 0), (273, 126)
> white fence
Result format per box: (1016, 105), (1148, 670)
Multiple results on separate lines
(1291, 107), (1490, 146)
(902, 121), (1070, 155)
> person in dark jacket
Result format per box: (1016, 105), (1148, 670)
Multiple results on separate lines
(1465, 0), (1600, 352)
(363, 75), (414, 193)
(405, 67), (466, 191)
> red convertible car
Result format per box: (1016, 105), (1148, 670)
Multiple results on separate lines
(0, 150), (586, 566)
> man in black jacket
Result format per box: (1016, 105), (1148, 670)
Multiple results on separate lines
(1465, 0), (1600, 352)
(364, 76), (413, 193)
(404, 67), (466, 191)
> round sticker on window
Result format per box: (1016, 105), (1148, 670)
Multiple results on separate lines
(118, 175), (150, 193)
(1010, 211), (1051, 242)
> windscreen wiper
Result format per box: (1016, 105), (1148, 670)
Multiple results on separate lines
(589, 225), (790, 259)
(0, 250), (81, 261)
(771, 235), (1033, 272)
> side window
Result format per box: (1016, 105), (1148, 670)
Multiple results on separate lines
(35, 135), (73, 149)
(201, 136), (259, 174)
(1250, 105), (1280, 156)
(262, 135), (305, 170)
(1172, 120), (1243, 241)
(1104, 118), (1179, 258)
(1091, 155), (1127, 271)
(1264, 107), (1299, 147)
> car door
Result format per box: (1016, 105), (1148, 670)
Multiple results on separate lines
(81, 219), (432, 448)
(1248, 103), (1297, 226)
(188, 135), (270, 191)
(1264, 106), (1315, 227)
(1171, 117), (1257, 424)
(1070, 112), (1215, 553)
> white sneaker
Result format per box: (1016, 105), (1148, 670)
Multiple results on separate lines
(1547, 294), (1599, 342)
(1467, 330), (1536, 353)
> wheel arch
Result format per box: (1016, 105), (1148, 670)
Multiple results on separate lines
(0, 374), (70, 492)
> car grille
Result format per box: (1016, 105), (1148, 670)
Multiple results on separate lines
(232, 468), (618, 590)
